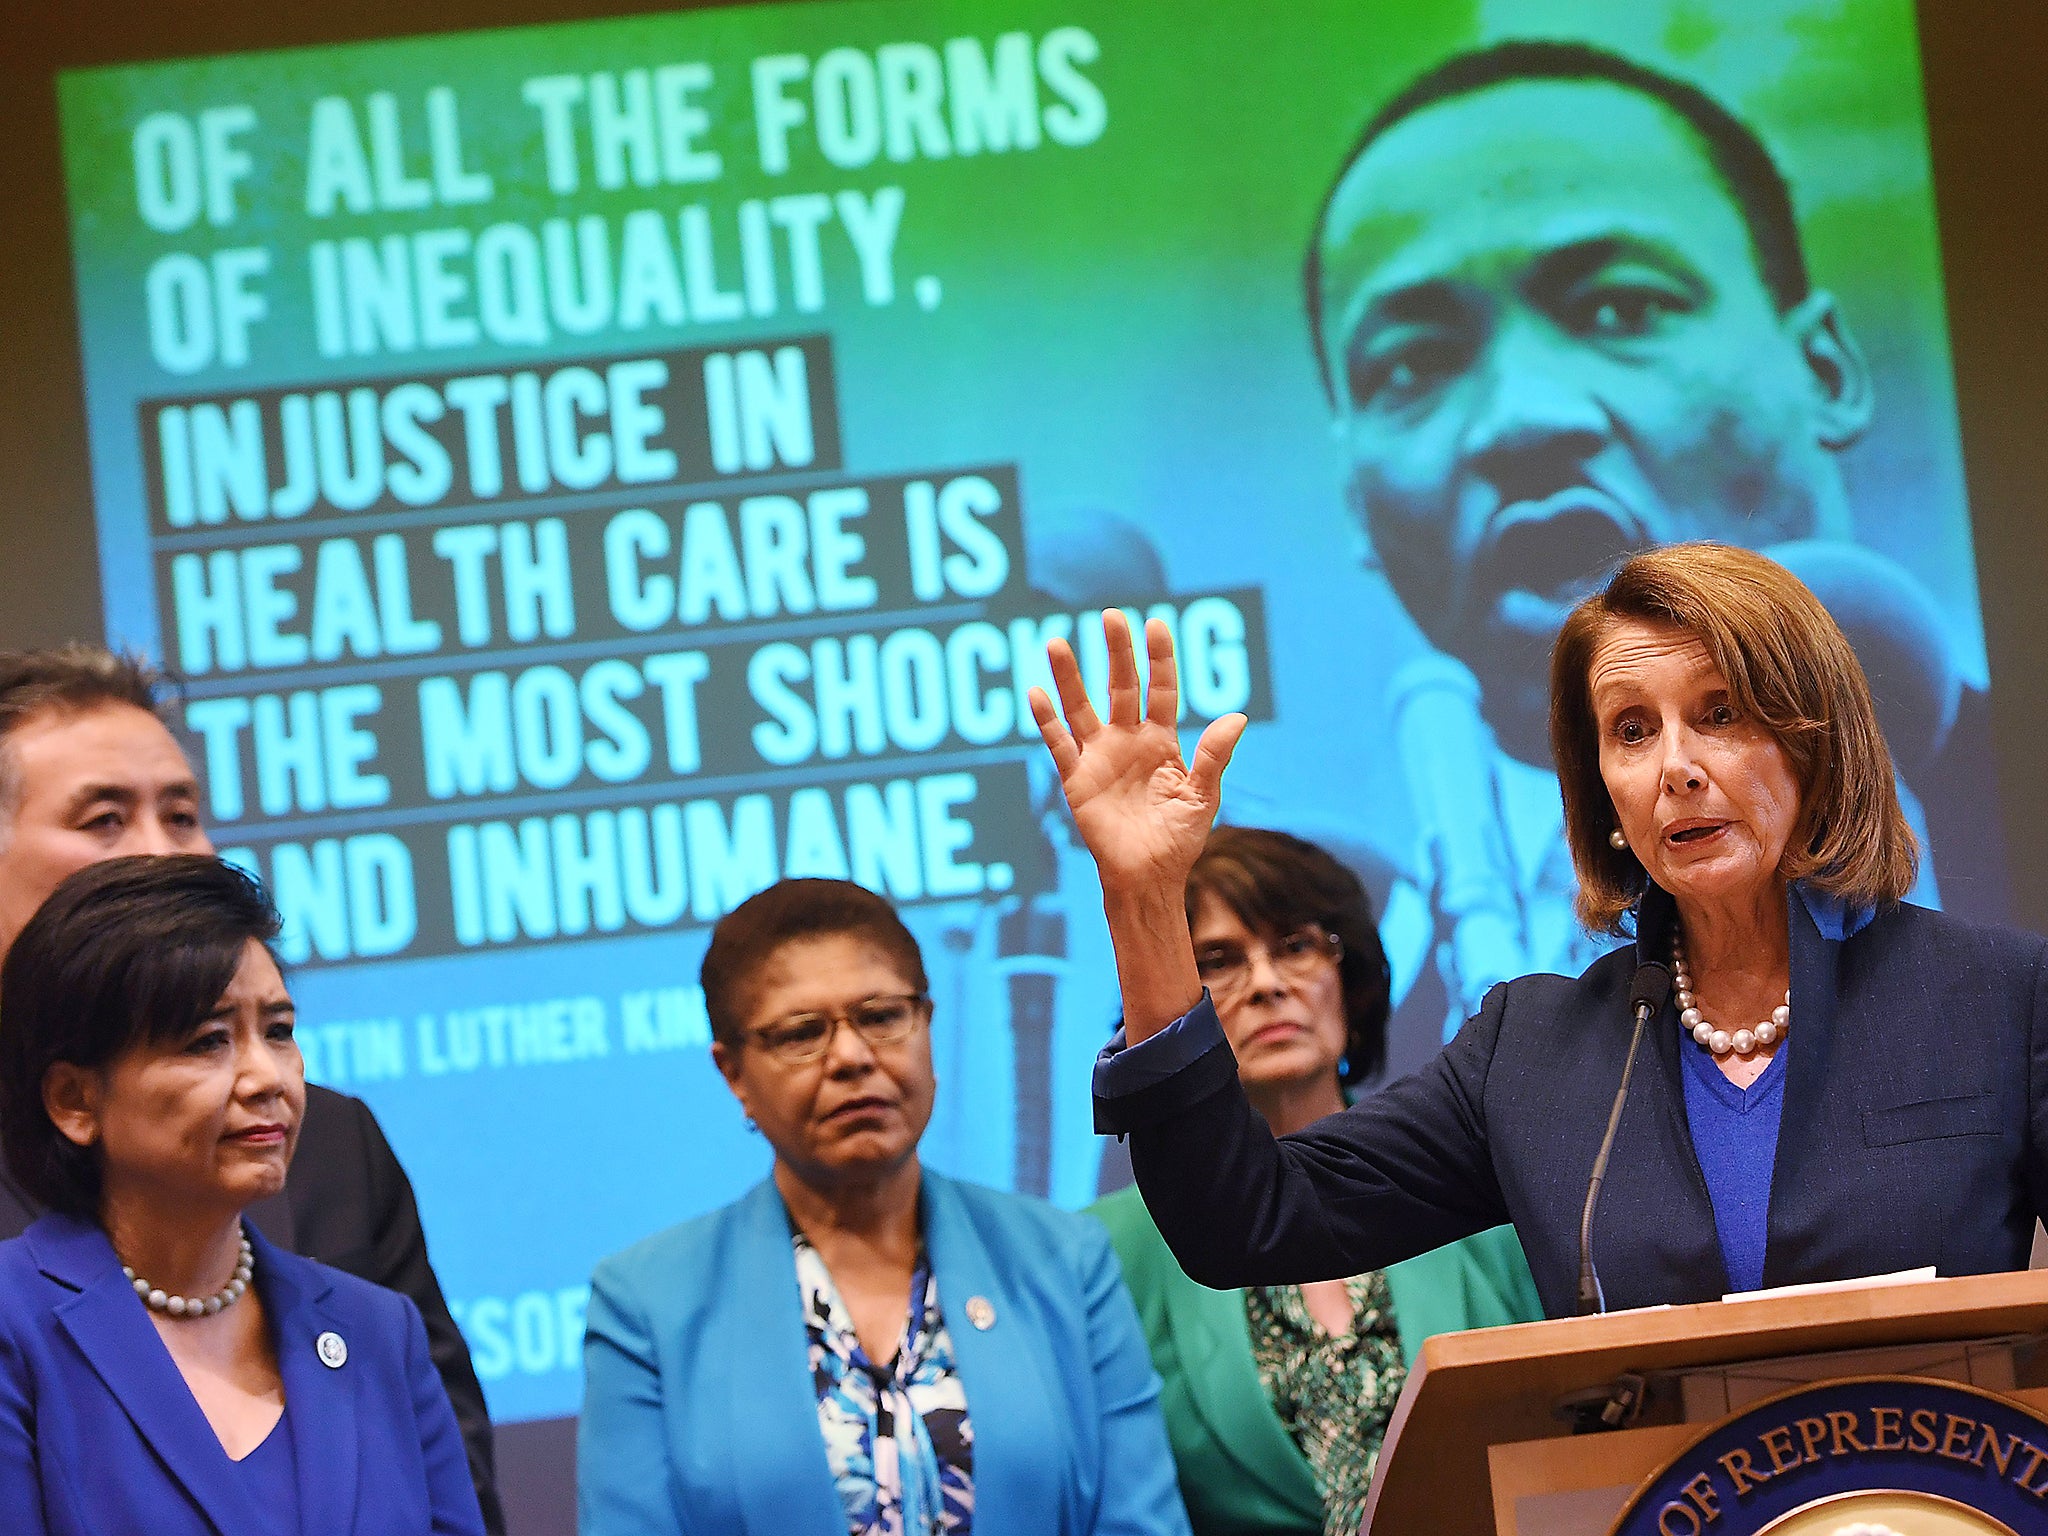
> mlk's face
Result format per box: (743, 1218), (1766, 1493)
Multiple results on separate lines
(1318, 78), (1872, 761)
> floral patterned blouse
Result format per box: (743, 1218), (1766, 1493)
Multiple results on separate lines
(795, 1230), (975, 1536)
(1243, 1271), (1408, 1536)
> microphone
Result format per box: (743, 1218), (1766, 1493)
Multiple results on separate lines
(1388, 653), (1529, 1038)
(1576, 961), (1673, 1316)
(1012, 511), (1169, 1196)
(1763, 539), (1960, 777)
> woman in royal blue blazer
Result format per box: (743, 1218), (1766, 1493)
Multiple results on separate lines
(0, 856), (483, 1536)
(1028, 544), (2048, 1316)
(579, 878), (1190, 1536)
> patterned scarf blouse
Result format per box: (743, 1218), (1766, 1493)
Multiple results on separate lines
(1244, 1271), (1408, 1536)
(794, 1231), (975, 1536)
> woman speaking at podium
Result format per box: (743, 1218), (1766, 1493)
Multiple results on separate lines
(1031, 543), (2048, 1318)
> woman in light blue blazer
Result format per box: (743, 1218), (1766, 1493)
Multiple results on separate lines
(0, 856), (482, 1536)
(580, 878), (1190, 1536)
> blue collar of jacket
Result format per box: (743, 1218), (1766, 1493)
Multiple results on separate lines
(25, 1209), (361, 1531)
(1632, 880), (1875, 965)
(679, 1172), (1104, 1536)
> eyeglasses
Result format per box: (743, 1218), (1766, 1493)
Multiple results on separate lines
(747, 994), (931, 1064)
(1194, 927), (1343, 1002)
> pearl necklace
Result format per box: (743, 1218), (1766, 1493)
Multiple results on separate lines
(1670, 932), (1790, 1059)
(121, 1226), (254, 1318)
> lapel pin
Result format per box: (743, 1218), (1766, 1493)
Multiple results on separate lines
(316, 1331), (348, 1369)
(964, 1296), (996, 1331)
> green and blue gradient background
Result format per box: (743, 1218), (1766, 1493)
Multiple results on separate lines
(56, 0), (1982, 1424)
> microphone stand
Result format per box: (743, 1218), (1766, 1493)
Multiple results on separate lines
(1576, 962), (1673, 1316)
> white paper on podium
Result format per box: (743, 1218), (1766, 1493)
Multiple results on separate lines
(1720, 1266), (1937, 1304)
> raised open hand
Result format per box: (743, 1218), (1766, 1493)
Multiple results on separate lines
(1028, 610), (1248, 903)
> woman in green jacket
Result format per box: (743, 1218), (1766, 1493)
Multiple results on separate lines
(1090, 827), (1541, 1536)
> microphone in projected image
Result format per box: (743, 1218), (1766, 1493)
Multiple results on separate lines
(1005, 512), (1173, 1196)
(1763, 540), (1961, 780)
(1389, 651), (1532, 1031)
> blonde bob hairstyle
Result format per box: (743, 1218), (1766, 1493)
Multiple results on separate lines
(1550, 542), (1918, 935)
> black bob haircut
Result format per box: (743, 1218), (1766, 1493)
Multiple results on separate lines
(700, 878), (928, 1051)
(1304, 39), (1812, 401)
(0, 855), (283, 1217)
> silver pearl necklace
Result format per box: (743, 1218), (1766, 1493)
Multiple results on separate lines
(121, 1226), (254, 1318)
(1670, 932), (1790, 1059)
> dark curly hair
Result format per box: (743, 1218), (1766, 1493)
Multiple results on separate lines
(1186, 827), (1393, 1087)
(700, 878), (927, 1051)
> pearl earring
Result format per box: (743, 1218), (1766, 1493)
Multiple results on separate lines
(1608, 827), (1629, 850)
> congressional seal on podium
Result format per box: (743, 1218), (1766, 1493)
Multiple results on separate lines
(1753, 1490), (2016, 1534)
(1609, 1378), (2048, 1535)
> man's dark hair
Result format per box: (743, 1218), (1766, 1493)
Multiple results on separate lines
(1305, 39), (1812, 399)
(0, 645), (174, 821)
(1187, 826), (1394, 1087)
(0, 854), (282, 1216)
(700, 878), (929, 1051)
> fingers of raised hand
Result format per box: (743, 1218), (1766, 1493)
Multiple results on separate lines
(1102, 609), (1144, 727)
(1143, 617), (1180, 728)
(1027, 686), (1081, 778)
(1188, 713), (1248, 802)
(1046, 635), (1103, 740)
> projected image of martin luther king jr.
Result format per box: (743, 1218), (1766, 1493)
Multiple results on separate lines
(1308, 40), (1983, 1037)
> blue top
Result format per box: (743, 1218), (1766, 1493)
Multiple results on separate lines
(0, 1214), (484, 1536)
(236, 1409), (300, 1536)
(579, 1172), (1191, 1536)
(1680, 1042), (1788, 1294)
(1669, 886), (1872, 1294)
(794, 1232), (973, 1534)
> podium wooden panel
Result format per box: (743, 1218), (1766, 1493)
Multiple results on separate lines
(1360, 1269), (2048, 1534)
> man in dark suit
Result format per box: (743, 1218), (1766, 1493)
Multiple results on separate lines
(0, 643), (504, 1533)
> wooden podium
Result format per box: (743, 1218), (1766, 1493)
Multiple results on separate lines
(1360, 1269), (2048, 1534)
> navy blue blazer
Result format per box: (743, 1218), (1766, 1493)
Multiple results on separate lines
(1096, 886), (2048, 1318)
(0, 1213), (484, 1536)
(580, 1171), (1191, 1536)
